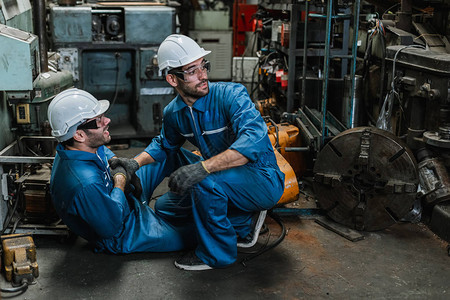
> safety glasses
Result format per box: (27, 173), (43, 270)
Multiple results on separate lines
(77, 114), (104, 130)
(169, 60), (211, 82)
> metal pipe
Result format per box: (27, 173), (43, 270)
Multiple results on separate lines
(349, 0), (361, 128)
(300, 0), (309, 109)
(396, 0), (412, 32)
(33, 0), (48, 73)
(320, 0), (333, 148)
(284, 147), (310, 152)
(287, 4), (300, 113)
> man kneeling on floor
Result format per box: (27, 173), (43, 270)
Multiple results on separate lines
(47, 88), (196, 254)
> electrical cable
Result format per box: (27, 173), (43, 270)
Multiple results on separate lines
(377, 44), (426, 131)
(362, 17), (388, 125)
(250, 51), (278, 100)
(250, 55), (260, 99)
(240, 210), (286, 267)
(1, 184), (22, 235)
(391, 45), (426, 106)
(0, 281), (29, 293)
(264, 116), (279, 148)
(110, 52), (122, 109)
(362, 31), (376, 125)
(11, 216), (22, 234)
(382, 3), (401, 19)
(378, 31), (387, 109)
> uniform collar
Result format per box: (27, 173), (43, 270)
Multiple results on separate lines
(56, 143), (106, 162)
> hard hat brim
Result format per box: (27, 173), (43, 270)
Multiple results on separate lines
(98, 100), (110, 116)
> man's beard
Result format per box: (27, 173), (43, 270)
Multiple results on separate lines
(178, 79), (209, 99)
(84, 128), (111, 148)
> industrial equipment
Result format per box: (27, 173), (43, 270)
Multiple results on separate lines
(0, 136), (65, 236)
(1, 234), (39, 286)
(49, 2), (177, 138)
(240, 0), (450, 243)
(190, 30), (233, 80)
(1, 0), (74, 136)
(313, 127), (419, 231)
(266, 121), (301, 205)
(0, 0), (72, 240)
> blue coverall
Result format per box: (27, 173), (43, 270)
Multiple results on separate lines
(50, 144), (196, 253)
(145, 82), (285, 267)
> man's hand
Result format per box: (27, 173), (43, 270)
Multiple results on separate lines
(168, 162), (210, 195)
(109, 158), (142, 198)
(111, 165), (128, 192)
(109, 158), (140, 175)
(129, 173), (142, 199)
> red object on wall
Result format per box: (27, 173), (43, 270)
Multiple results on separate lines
(232, 0), (258, 56)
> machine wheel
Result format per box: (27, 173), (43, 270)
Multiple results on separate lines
(313, 127), (419, 231)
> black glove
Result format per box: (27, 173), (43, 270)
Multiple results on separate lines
(168, 162), (210, 195)
(109, 157), (142, 198)
(130, 173), (142, 199)
(109, 157), (139, 176)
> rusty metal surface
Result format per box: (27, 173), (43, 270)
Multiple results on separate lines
(313, 127), (419, 231)
(418, 157), (450, 205)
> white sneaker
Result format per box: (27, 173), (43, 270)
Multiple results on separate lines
(237, 210), (267, 248)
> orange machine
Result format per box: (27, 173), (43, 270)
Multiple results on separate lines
(2, 234), (39, 286)
(266, 122), (305, 205)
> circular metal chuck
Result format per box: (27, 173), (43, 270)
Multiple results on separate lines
(313, 127), (419, 231)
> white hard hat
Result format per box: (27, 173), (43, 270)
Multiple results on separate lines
(157, 34), (211, 72)
(47, 88), (110, 142)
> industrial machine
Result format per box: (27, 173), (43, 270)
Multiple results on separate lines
(0, 0), (73, 239)
(0, 0), (449, 259)
(49, 1), (177, 138)
(2, 233), (39, 286)
(0, 0), (180, 235)
(247, 0), (450, 242)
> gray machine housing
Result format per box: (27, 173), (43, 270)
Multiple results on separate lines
(50, 4), (177, 138)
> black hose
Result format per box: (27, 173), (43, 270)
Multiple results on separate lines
(240, 211), (286, 266)
(1, 184), (21, 235)
(362, 34), (377, 125)
(250, 55), (260, 100)
(1, 281), (28, 293)
(110, 52), (122, 109)
(269, 118), (279, 149)
(378, 33), (387, 109)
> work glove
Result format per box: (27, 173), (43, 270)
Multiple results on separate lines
(110, 164), (129, 187)
(168, 162), (210, 195)
(109, 157), (140, 176)
(109, 158), (142, 199)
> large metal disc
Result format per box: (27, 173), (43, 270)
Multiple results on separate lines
(313, 127), (418, 231)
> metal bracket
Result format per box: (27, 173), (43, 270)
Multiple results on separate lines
(1, 173), (10, 201)
(358, 129), (371, 166)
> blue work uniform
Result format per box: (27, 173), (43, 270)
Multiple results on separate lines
(50, 144), (195, 253)
(145, 82), (285, 267)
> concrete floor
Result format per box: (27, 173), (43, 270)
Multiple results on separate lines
(3, 215), (448, 299)
(1, 146), (449, 299)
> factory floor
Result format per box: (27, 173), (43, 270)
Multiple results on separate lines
(1, 145), (449, 299)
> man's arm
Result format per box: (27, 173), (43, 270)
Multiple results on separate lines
(202, 149), (248, 173)
(75, 183), (131, 239)
(167, 149), (249, 195)
(134, 151), (156, 168)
